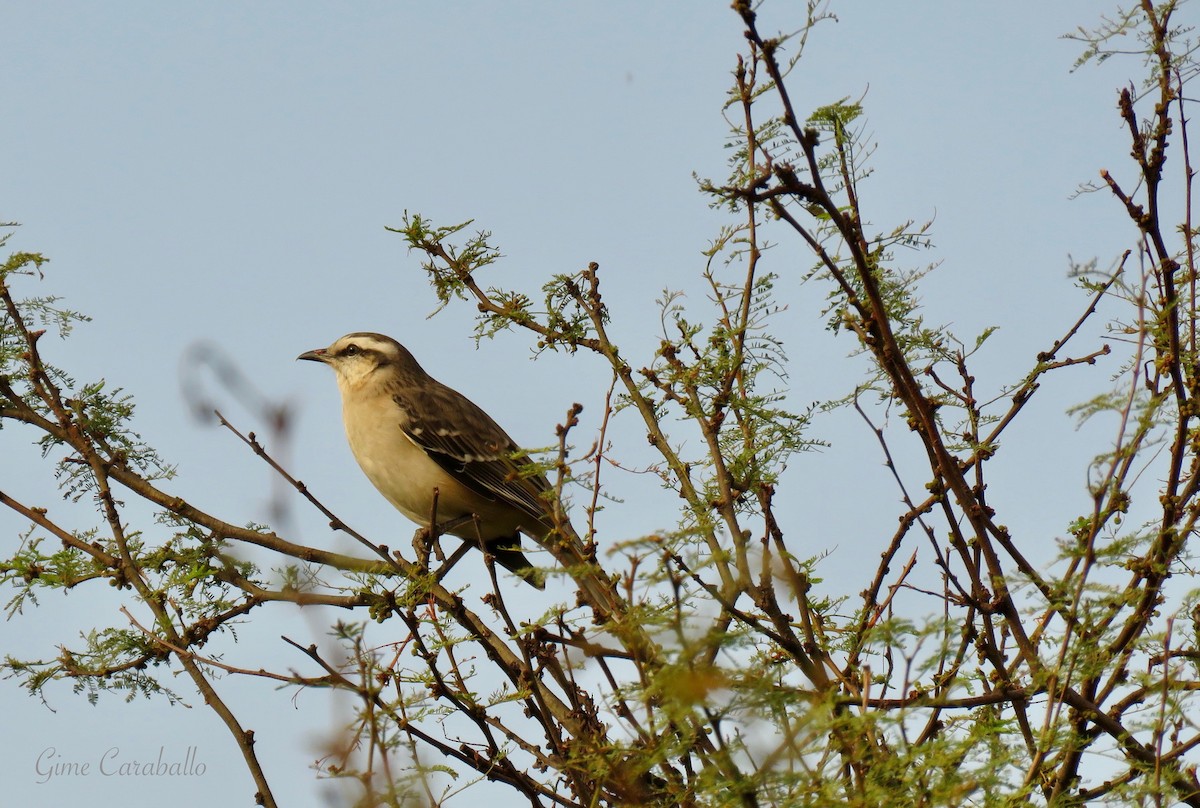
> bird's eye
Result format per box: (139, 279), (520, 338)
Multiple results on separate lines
(344, 345), (361, 357)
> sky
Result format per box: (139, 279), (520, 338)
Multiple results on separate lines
(0, 2), (1166, 805)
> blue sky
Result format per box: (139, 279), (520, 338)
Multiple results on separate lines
(0, 2), (1158, 805)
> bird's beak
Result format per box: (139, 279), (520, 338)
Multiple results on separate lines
(297, 348), (329, 363)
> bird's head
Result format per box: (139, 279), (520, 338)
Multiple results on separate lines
(298, 332), (426, 392)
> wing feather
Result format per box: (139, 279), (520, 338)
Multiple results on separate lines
(392, 383), (555, 525)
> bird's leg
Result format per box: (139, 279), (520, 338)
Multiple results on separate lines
(413, 488), (441, 573)
(433, 542), (473, 584)
(416, 492), (486, 584)
(434, 514), (477, 534)
(413, 529), (433, 571)
(415, 488), (475, 569)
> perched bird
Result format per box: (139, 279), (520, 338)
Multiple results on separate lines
(297, 332), (571, 589)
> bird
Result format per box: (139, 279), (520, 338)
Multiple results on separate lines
(297, 332), (572, 589)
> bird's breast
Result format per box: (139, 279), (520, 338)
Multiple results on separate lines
(339, 396), (520, 537)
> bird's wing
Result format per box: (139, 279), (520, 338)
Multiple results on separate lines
(392, 382), (557, 525)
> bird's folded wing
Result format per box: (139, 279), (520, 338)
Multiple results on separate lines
(393, 386), (555, 524)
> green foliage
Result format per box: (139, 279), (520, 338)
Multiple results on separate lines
(0, 530), (108, 616)
(388, 213), (500, 311)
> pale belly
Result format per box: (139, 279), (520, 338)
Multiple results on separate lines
(342, 406), (523, 539)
